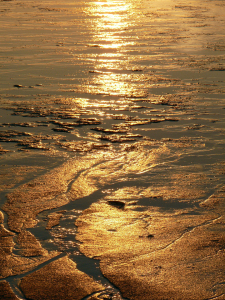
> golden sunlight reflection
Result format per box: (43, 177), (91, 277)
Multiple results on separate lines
(90, 72), (139, 97)
(83, 0), (142, 97)
(85, 0), (134, 47)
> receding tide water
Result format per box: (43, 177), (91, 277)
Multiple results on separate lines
(0, 0), (225, 299)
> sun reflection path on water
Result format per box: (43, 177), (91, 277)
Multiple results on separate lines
(84, 0), (143, 97)
(86, 0), (134, 46)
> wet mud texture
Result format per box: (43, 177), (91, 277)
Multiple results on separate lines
(20, 256), (105, 300)
(0, 0), (225, 299)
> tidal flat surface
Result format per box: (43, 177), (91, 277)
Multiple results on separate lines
(0, 0), (225, 299)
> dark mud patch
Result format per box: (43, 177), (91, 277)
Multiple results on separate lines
(107, 200), (126, 209)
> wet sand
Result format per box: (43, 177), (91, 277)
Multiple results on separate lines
(0, 0), (225, 299)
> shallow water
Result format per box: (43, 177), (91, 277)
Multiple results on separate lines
(0, 0), (225, 299)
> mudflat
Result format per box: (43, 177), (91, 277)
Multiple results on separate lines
(0, 0), (224, 299)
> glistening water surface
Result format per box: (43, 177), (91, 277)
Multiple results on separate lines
(0, 0), (225, 299)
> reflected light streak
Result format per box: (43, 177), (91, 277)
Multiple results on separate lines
(85, 0), (134, 48)
(84, 0), (139, 97)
